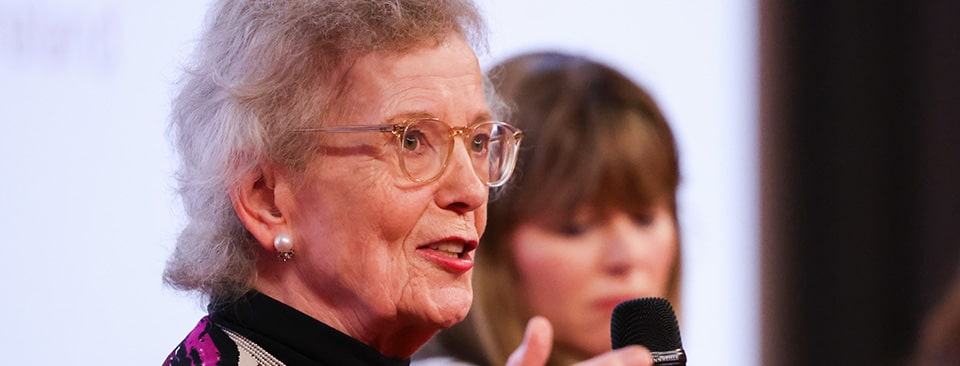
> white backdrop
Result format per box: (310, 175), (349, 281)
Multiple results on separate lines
(0, 0), (757, 364)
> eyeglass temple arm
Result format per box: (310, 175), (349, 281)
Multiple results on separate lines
(295, 125), (399, 134)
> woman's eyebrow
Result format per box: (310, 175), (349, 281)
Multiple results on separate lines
(383, 111), (436, 123)
(473, 111), (494, 124)
(384, 110), (495, 125)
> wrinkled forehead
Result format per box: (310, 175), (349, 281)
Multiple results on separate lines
(333, 34), (487, 123)
(354, 34), (482, 80)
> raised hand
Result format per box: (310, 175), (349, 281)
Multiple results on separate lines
(506, 316), (653, 366)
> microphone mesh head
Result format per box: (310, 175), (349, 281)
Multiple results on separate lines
(610, 297), (682, 352)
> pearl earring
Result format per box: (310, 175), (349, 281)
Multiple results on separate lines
(274, 234), (294, 262)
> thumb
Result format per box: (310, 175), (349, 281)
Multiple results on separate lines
(506, 316), (554, 366)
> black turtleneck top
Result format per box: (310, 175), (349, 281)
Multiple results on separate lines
(164, 292), (411, 366)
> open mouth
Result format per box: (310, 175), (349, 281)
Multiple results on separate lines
(426, 242), (469, 259)
(417, 238), (478, 271)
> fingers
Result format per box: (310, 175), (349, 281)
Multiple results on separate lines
(574, 346), (653, 366)
(505, 316), (554, 366)
(504, 316), (653, 366)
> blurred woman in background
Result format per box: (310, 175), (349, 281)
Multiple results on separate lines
(415, 51), (683, 365)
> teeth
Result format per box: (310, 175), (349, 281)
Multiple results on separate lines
(429, 242), (465, 257)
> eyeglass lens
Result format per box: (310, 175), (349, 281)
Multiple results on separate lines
(398, 119), (516, 185)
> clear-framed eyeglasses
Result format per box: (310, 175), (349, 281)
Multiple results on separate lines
(296, 118), (524, 187)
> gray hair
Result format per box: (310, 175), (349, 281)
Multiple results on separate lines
(163, 0), (489, 305)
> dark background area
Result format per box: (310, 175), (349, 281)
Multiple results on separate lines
(760, 0), (960, 365)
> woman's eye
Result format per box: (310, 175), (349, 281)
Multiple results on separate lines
(555, 222), (588, 237)
(470, 134), (490, 153)
(403, 130), (425, 151)
(634, 213), (655, 226)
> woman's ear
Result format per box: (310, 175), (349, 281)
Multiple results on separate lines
(231, 165), (290, 252)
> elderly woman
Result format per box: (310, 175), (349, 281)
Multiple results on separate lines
(160, 0), (527, 364)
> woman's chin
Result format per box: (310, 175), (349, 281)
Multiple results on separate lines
(423, 286), (473, 328)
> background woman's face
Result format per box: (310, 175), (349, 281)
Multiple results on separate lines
(511, 202), (678, 358)
(283, 34), (490, 333)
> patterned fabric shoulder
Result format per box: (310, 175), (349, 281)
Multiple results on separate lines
(221, 325), (286, 366)
(163, 316), (240, 366)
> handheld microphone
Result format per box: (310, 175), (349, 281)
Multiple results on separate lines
(610, 297), (686, 365)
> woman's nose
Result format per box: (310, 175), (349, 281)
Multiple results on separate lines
(600, 215), (644, 275)
(434, 139), (487, 214)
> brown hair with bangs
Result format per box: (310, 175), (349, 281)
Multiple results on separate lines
(496, 54), (679, 228)
(417, 51), (682, 366)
